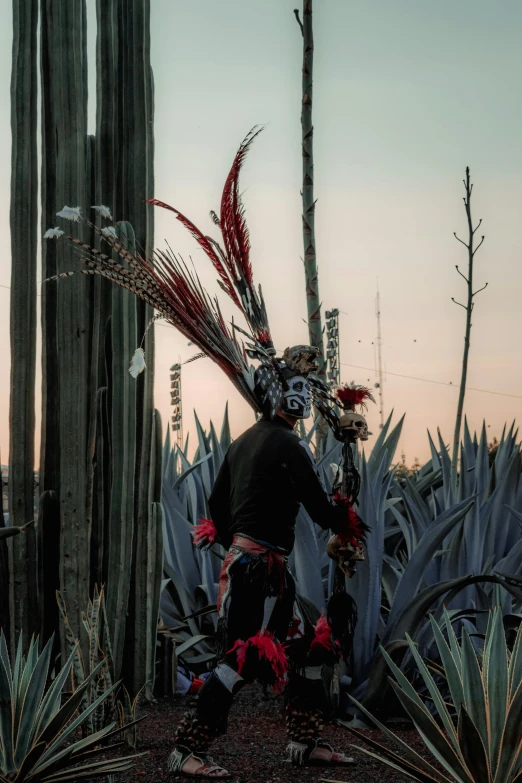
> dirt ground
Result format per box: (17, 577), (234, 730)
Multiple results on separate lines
(122, 686), (431, 783)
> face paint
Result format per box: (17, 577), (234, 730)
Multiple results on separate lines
(281, 375), (312, 419)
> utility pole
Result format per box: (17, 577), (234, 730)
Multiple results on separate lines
(325, 308), (340, 386)
(170, 363), (183, 451)
(375, 288), (385, 429)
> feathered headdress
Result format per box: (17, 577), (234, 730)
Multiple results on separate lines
(44, 128), (333, 421)
(146, 126), (274, 354)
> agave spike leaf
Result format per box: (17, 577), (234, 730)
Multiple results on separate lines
(494, 679), (522, 782)
(34, 646), (79, 737)
(16, 638), (37, 728)
(367, 411), (396, 472)
(193, 411), (213, 495)
(346, 727), (448, 782)
(486, 609), (509, 773)
(404, 635), (460, 752)
(175, 635), (209, 657)
(508, 622), (522, 695)
(36, 659), (107, 749)
(386, 500), (474, 630)
(442, 608), (463, 670)
(437, 429), (455, 509)
(219, 402), (232, 452)
(13, 741), (47, 779)
(460, 630), (489, 754)
(388, 679), (474, 783)
(172, 453), (212, 493)
(39, 753), (147, 782)
(341, 703), (450, 781)
(32, 723), (118, 780)
(13, 636), (55, 766)
(381, 641), (458, 751)
(0, 648), (14, 772)
(292, 509), (325, 610)
(430, 616), (464, 713)
(427, 430), (442, 471)
(457, 706), (491, 783)
(34, 680), (121, 771)
(209, 420), (224, 473)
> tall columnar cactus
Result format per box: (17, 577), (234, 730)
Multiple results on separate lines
(8, 0), (39, 652)
(105, 221), (139, 679)
(9, 0), (160, 696)
(39, 0), (91, 665)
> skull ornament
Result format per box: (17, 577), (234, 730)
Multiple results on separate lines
(339, 411), (368, 441)
(281, 375), (312, 419)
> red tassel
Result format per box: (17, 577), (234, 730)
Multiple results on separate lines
(332, 494), (369, 546)
(310, 615), (335, 652)
(191, 518), (218, 548)
(228, 630), (288, 693)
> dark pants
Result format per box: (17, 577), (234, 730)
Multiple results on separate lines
(174, 538), (337, 753)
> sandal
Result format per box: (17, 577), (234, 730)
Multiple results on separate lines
(167, 746), (231, 778)
(287, 739), (355, 767)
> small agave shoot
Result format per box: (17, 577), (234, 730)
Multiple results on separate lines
(0, 632), (144, 782)
(342, 608), (522, 783)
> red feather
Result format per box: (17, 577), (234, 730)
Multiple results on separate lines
(191, 518), (218, 548)
(146, 198), (242, 309)
(336, 384), (374, 411)
(220, 127), (263, 287)
(228, 630), (288, 693)
(332, 493), (369, 546)
(310, 615), (335, 652)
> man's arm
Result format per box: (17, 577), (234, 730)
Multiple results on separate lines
(283, 436), (348, 534)
(208, 456), (233, 549)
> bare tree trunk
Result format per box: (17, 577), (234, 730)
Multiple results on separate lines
(295, 0), (327, 448)
(450, 167), (487, 481)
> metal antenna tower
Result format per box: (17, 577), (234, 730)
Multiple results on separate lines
(375, 287), (385, 429)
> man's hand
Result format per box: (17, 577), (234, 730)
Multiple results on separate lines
(327, 534), (365, 578)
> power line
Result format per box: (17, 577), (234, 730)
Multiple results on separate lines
(340, 361), (522, 400)
(1, 286), (519, 401)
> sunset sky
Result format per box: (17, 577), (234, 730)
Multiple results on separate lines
(0, 0), (521, 468)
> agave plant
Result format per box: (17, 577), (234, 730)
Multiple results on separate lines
(0, 632), (143, 782)
(321, 415), (522, 709)
(344, 607), (522, 783)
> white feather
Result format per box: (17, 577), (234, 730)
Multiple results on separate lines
(101, 226), (117, 238)
(56, 206), (82, 222)
(91, 204), (113, 220)
(43, 227), (64, 239)
(129, 347), (146, 378)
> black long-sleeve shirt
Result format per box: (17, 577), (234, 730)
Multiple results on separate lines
(208, 416), (348, 553)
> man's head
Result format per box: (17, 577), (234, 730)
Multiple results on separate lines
(281, 375), (312, 419)
(278, 345), (319, 420)
(254, 344), (320, 421)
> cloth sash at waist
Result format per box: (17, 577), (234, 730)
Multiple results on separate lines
(217, 535), (290, 612)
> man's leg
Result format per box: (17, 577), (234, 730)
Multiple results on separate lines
(284, 608), (355, 767)
(168, 552), (290, 777)
(168, 664), (245, 777)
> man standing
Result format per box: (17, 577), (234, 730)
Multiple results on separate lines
(168, 347), (367, 779)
